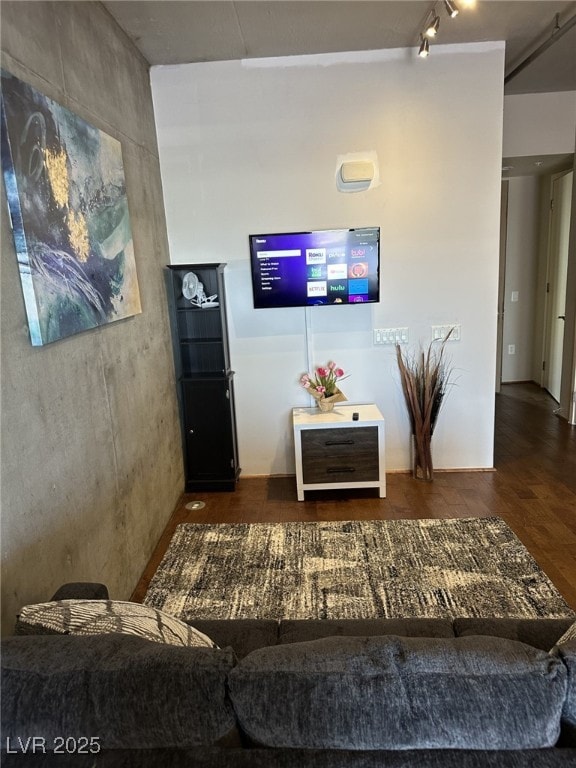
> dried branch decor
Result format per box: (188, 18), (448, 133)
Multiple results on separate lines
(396, 330), (454, 481)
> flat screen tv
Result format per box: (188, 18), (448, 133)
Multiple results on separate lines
(249, 226), (380, 309)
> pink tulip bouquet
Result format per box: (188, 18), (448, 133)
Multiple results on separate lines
(300, 361), (348, 410)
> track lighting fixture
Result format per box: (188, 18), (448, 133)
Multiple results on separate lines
(444, 0), (459, 18)
(417, 0), (471, 59)
(425, 13), (440, 37)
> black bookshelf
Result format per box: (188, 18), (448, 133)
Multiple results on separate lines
(166, 263), (240, 491)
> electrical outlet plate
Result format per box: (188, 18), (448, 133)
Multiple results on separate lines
(373, 327), (409, 345)
(432, 324), (461, 341)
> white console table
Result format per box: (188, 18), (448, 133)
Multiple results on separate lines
(292, 403), (386, 501)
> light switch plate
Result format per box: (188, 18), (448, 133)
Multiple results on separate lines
(373, 327), (409, 345)
(432, 324), (461, 341)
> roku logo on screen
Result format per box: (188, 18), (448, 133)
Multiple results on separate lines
(306, 248), (326, 264)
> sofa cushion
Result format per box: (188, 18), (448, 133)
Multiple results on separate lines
(228, 635), (567, 750)
(187, 619), (279, 659)
(554, 639), (576, 747)
(16, 599), (216, 648)
(50, 582), (109, 601)
(279, 618), (455, 644)
(1, 634), (239, 749)
(454, 617), (575, 651)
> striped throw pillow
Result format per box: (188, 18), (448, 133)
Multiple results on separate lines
(16, 600), (217, 648)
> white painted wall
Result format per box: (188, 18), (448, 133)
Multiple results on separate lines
(503, 92), (576, 157)
(501, 177), (540, 382)
(151, 42), (505, 474)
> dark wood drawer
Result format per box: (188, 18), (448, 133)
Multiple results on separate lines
(301, 427), (379, 483)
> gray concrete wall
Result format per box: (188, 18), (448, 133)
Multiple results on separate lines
(0, 1), (183, 634)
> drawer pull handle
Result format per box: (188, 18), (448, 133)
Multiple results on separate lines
(325, 439), (354, 446)
(327, 467), (356, 474)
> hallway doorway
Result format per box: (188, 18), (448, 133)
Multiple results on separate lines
(543, 170), (573, 402)
(498, 157), (574, 413)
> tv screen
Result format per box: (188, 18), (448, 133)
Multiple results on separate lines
(249, 227), (380, 309)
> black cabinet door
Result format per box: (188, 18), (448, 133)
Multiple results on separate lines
(182, 378), (238, 490)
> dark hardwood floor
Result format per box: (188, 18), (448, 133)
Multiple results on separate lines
(132, 383), (576, 610)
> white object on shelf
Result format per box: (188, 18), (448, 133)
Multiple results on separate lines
(182, 271), (219, 308)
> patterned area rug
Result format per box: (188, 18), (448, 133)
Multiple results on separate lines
(143, 518), (574, 621)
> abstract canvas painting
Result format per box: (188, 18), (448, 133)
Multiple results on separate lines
(1, 70), (141, 346)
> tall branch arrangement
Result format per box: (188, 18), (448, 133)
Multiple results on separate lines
(396, 330), (454, 481)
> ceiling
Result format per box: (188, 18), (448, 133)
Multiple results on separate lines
(103, 1), (576, 95)
(103, 1), (576, 177)
(501, 152), (574, 178)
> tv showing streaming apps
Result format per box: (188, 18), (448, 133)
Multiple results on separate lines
(249, 227), (380, 309)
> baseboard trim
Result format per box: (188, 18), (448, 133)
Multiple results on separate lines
(241, 468), (497, 479)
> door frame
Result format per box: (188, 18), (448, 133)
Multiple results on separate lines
(541, 169), (574, 405)
(542, 169), (574, 409)
(495, 180), (509, 394)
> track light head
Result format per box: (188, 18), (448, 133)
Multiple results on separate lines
(416, 0), (470, 58)
(444, 0), (459, 18)
(425, 13), (440, 37)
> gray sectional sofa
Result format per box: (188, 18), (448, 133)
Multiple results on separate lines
(2, 586), (576, 767)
